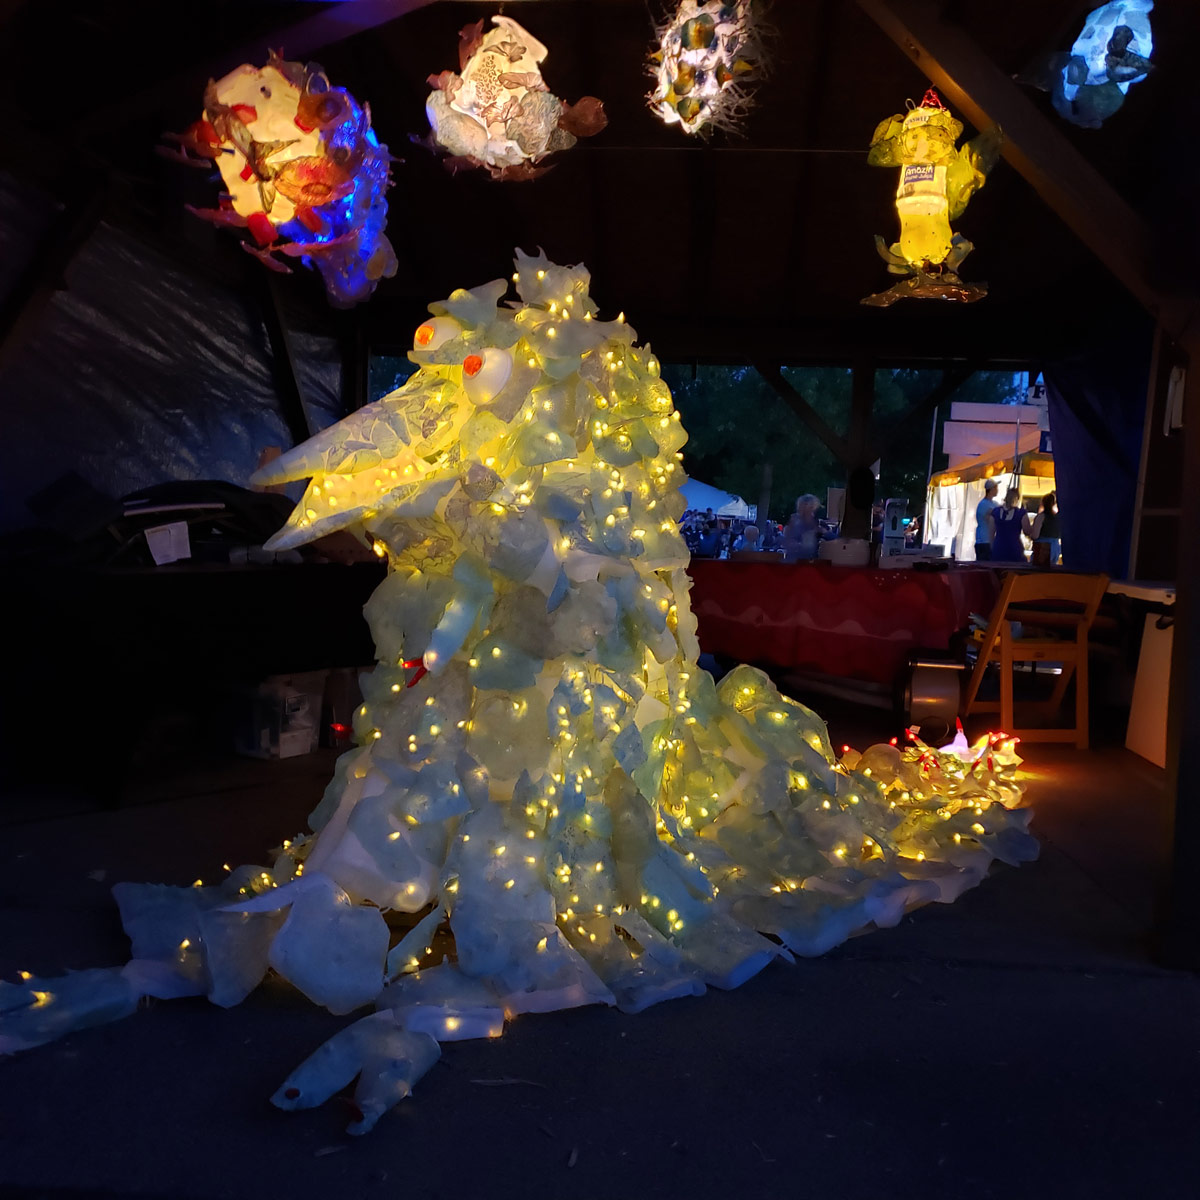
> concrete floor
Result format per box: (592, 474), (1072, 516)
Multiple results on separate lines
(1, 712), (1198, 1200)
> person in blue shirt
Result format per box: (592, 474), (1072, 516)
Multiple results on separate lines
(974, 478), (1000, 560)
(696, 521), (723, 557)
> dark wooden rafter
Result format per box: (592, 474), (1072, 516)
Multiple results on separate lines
(755, 360), (973, 467)
(0, 176), (107, 373)
(340, 316), (368, 421)
(754, 363), (852, 465)
(867, 362), (974, 461)
(259, 274), (314, 448)
(854, 0), (1200, 348)
(838, 359), (879, 538)
(848, 356), (876, 465)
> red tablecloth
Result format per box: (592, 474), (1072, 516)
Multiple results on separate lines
(687, 560), (1000, 688)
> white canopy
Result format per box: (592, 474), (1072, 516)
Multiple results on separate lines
(680, 478), (752, 518)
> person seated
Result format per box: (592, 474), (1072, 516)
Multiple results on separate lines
(732, 524), (760, 552)
(731, 525), (779, 561)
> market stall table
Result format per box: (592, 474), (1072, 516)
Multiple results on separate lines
(687, 559), (1001, 690)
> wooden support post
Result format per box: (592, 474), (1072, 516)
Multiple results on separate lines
(849, 357), (875, 466)
(260, 275), (313, 449)
(757, 461), (773, 529)
(840, 359), (877, 539)
(340, 316), (368, 422)
(1158, 334), (1200, 968)
(1127, 326), (1166, 577)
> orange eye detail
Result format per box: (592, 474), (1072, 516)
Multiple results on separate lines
(463, 354), (483, 377)
(415, 324), (434, 346)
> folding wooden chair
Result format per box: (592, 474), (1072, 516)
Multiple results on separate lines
(962, 572), (1109, 749)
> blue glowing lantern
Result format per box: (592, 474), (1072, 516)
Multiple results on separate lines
(1020, 1), (1154, 128)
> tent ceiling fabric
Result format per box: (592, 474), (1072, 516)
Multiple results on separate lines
(3, 0), (1196, 362)
(680, 478), (751, 518)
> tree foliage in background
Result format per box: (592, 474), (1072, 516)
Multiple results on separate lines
(664, 364), (1026, 523)
(369, 355), (418, 404)
(369, 356), (1025, 525)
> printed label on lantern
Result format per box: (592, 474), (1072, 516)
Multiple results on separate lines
(903, 164), (937, 184)
(144, 521), (191, 566)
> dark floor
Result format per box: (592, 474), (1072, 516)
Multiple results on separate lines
(1, 700), (1197, 1200)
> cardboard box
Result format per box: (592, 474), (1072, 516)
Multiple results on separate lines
(234, 671), (327, 759)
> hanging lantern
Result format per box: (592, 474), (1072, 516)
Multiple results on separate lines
(649, 1), (763, 135)
(1020, 0), (1153, 128)
(422, 16), (607, 180)
(161, 50), (396, 307)
(862, 88), (1002, 308)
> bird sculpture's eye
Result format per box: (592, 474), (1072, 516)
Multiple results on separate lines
(413, 316), (462, 351)
(462, 348), (513, 406)
(260, 86), (272, 98)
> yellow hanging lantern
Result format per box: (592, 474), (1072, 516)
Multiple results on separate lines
(862, 88), (1002, 307)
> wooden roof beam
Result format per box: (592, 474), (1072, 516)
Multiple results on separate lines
(866, 363), (974, 463)
(755, 364), (852, 465)
(855, 0), (1199, 348)
(0, 176), (106, 374)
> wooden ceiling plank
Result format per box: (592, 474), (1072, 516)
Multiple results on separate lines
(77, 0), (440, 135)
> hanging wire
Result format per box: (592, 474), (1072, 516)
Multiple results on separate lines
(581, 145), (868, 154)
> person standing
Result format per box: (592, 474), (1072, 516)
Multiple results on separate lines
(1032, 491), (1062, 565)
(974, 479), (1000, 560)
(782, 494), (824, 562)
(696, 521), (722, 557)
(991, 487), (1034, 562)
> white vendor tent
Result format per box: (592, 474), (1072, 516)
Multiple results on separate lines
(680, 478), (753, 519)
(924, 400), (1056, 561)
